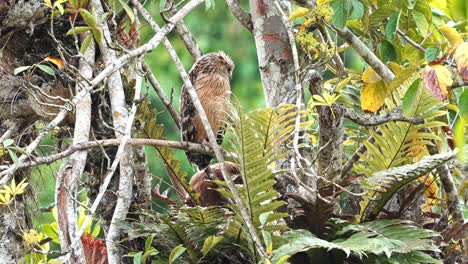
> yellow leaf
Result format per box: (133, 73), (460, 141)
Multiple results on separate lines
(454, 42), (468, 80)
(360, 81), (389, 112)
(44, 57), (65, 70)
(439, 25), (463, 48)
(445, 104), (459, 112)
(266, 240), (273, 255)
(300, 17), (316, 31)
(422, 64), (453, 100)
(361, 67), (382, 84)
(289, 7), (310, 21)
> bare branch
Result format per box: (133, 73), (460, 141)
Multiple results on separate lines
(0, 138), (235, 171)
(451, 79), (468, 89)
(397, 29), (425, 52)
(225, 0), (253, 32)
(343, 106), (425, 126)
(142, 63), (181, 128)
(55, 32), (94, 262)
(162, 0), (202, 60)
(334, 26), (395, 83)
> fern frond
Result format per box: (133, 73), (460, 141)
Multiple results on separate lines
(271, 219), (441, 263)
(358, 151), (456, 221)
(223, 104), (311, 256)
(135, 99), (194, 203)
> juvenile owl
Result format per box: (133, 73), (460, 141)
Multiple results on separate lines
(180, 51), (234, 170)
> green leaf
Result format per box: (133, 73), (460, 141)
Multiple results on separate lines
(201, 236), (223, 256)
(14, 66), (31, 75)
(169, 245), (186, 263)
(350, 0), (364, 19)
(458, 88), (468, 121)
(369, 6), (395, 26)
(41, 224), (60, 243)
(385, 11), (400, 40)
(449, 0), (467, 21)
(424, 46), (440, 63)
(91, 28), (103, 44)
(55, 3), (65, 15)
(133, 251), (143, 264)
(379, 40), (397, 63)
(159, 0), (167, 10)
(8, 149), (18, 163)
(80, 34), (93, 54)
(454, 118), (465, 161)
(332, 0), (348, 30)
(402, 79), (422, 118)
(79, 8), (98, 28)
(2, 139), (14, 147)
(69, 0), (78, 9)
(413, 11), (429, 36)
(66, 26), (91, 36)
(37, 64), (56, 76)
(145, 235), (155, 252)
(118, 0), (135, 23)
(91, 223), (101, 237)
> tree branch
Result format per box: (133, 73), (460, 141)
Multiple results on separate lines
(55, 32), (94, 262)
(225, 0), (253, 32)
(343, 106), (425, 126)
(162, 0), (202, 60)
(0, 139), (236, 172)
(334, 26), (395, 83)
(142, 63), (181, 128)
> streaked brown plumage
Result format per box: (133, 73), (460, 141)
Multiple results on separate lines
(189, 162), (241, 206)
(180, 51), (234, 170)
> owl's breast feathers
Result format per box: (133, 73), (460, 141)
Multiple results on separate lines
(180, 52), (233, 170)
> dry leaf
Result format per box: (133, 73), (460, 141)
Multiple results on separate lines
(454, 42), (468, 80)
(439, 25), (463, 48)
(418, 174), (440, 212)
(422, 64), (453, 100)
(360, 80), (389, 112)
(362, 67), (382, 84)
(44, 56), (65, 70)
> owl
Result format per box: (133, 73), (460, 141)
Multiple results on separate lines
(180, 51), (234, 170)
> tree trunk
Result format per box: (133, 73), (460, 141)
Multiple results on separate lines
(249, 0), (297, 107)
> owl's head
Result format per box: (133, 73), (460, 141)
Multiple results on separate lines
(196, 51), (234, 79)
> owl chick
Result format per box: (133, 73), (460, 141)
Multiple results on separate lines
(180, 51), (234, 170)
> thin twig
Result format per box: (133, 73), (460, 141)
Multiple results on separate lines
(397, 29), (425, 52)
(142, 63), (181, 128)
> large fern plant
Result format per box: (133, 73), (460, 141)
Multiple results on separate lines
(354, 78), (447, 222)
(221, 103), (311, 258)
(271, 219), (442, 264)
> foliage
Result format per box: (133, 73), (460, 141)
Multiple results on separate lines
(271, 219), (441, 264)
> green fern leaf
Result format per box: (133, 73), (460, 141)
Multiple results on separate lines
(358, 151), (456, 221)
